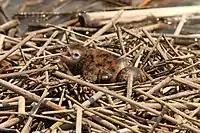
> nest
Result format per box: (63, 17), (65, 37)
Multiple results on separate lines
(1, 10), (200, 133)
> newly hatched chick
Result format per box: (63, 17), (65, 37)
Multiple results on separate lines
(61, 43), (146, 83)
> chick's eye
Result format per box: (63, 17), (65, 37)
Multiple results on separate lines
(72, 52), (81, 59)
(74, 53), (79, 57)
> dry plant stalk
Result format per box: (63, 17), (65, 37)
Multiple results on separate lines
(1, 5), (200, 133)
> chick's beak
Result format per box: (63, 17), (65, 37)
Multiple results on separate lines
(60, 47), (73, 62)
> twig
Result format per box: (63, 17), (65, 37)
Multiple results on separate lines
(149, 106), (166, 133)
(135, 89), (200, 124)
(84, 10), (124, 46)
(26, 18), (78, 35)
(0, 111), (73, 124)
(173, 76), (200, 91)
(161, 90), (200, 101)
(0, 66), (57, 79)
(80, 5), (200, 27)
(120, 42), (143, 59)
(140, 34), (162, 69)
(65, 94), (140, 133)
(0, 117), (20, 128)
(53, 71), (200, 132)
(147, 77), (171, 95)
(75, 106), (83, 133)
(36, 30), (58, 57)
(0, 78), (64, 110)
(116, 26), (126, 55)
(0, 33), (36, 62)
(0, 20), (19, 32)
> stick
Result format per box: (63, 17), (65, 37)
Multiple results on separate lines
(75, 106), (83, 133)
(0, 66), (57, 79)
(0, 33), (36, 62)
(0, 20), (19, 32)
(80, 5), (200, 27)
(84, 10), (124, 46)
(53, 71), (200, 133)
(0, 79), (64, 110)
(36, 30), (58, 56)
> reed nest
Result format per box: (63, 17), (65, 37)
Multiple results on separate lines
(0, 11), (200, 133)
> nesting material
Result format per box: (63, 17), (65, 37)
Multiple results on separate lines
(0, 9), (200, 133)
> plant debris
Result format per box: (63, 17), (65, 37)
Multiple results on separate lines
(1, 1), (200, 133)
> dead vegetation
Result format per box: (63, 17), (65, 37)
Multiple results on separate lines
(0, 2), (200, 133)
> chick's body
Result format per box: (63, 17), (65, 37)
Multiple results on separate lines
(61, 44), (145, 83)
(82, 48), (131, 83)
